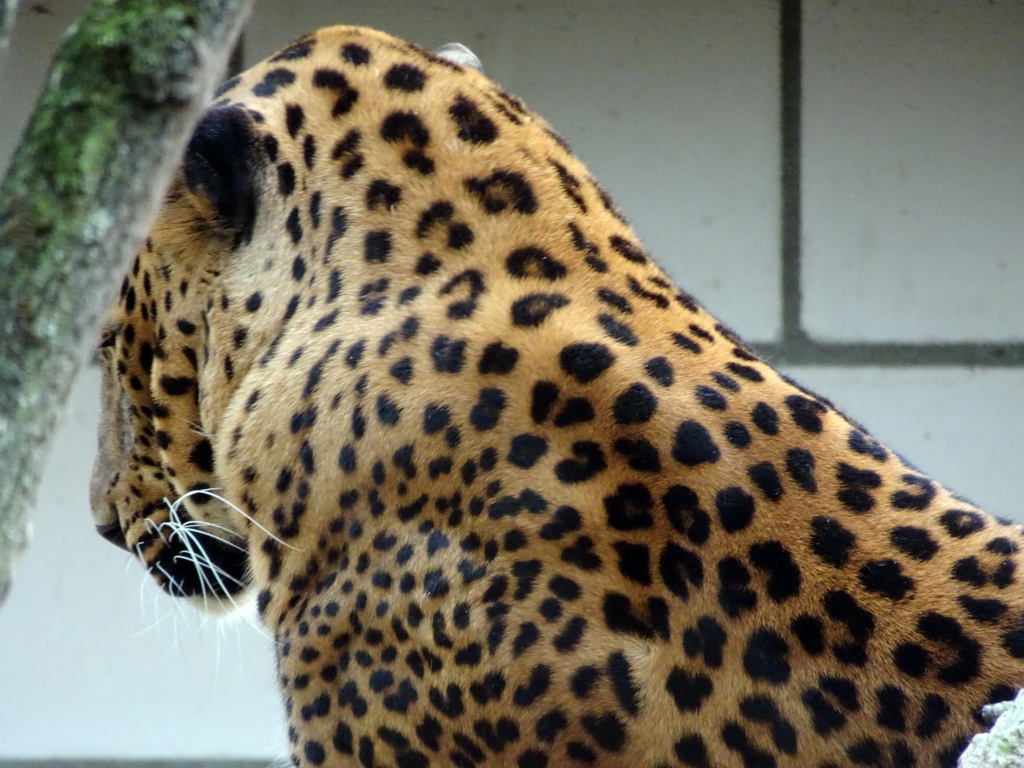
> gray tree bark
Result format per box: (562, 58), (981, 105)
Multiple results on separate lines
(960, 691), (1024, 767)
(0, 0), (252, 606)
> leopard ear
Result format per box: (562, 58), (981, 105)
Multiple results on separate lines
(183, 105), (261, 247)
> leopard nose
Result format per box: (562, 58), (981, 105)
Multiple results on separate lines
(96, 521), (130, 552)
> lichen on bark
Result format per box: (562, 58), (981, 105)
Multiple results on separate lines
(960, 690), (1024, 767)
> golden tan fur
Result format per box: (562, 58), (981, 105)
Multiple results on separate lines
(92, 26), (1024, 767)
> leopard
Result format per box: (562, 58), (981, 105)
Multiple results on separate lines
(90, 24), (1024, 768)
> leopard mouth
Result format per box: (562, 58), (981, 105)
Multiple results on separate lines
(130, 500), (251, 602)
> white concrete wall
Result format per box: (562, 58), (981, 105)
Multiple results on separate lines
(802, 0), (1024, 342)
(1, 0), (1021, 762)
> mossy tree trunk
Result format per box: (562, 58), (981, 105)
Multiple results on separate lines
(0, 0), (252, 606)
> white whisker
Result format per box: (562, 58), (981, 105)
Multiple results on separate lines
(144, 515), (170, 546)
(168, 488), (302, 551)
(184, 419), (213, 438)
(172, 551), (247, 589)
(154, 562), (183, 598)
(166, 523), (249, 554)
(167, 517), (246, 613)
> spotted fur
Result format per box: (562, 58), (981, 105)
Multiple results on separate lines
(91, 25), (1024, 767)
